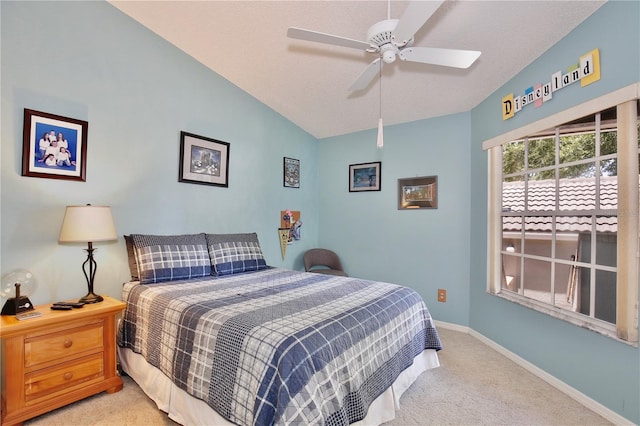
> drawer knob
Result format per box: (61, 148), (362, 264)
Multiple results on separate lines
(63, 339), (73, 348)
(63, 372), (73, 381)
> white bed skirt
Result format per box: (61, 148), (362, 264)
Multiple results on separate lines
(118, 347), (439, 426)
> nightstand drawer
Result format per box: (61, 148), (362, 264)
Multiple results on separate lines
(25, 353), (104, 403)
(24, 322), (104, 368)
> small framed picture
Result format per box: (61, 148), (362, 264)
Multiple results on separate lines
(283, 157), (300, 188)
(349, 161), (381, 192)
(179, 131), (230, 187)
(398, 175), (438, 209)
(22, 109), (88, 181)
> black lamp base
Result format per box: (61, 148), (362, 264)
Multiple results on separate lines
(78, 292), (103, 304)
(79, 243), (103, 304)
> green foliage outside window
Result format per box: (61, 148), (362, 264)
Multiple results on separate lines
(503, 130), (621, 179)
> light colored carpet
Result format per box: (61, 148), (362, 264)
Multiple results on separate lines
(25, 327), (612, 426)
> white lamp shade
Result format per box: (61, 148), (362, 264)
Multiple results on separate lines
(59, 205), (117, 243)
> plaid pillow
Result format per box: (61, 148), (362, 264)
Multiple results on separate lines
(130, 233), (211, 284)
(123, 235), (139, 280)
(206, 233), (268, 276)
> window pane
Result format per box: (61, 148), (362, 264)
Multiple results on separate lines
(578, 267), (591, 317)
(527, 176), (555, 211)
(502, 177), (524, 212)
(555, 235), (580, 262)
(600, 130), (617, 156)
(555, 261), (577, 311)
(523, 259), (551, 303)
(502, 253), (520, 292)
(578, 232), (592, 263)
(556, 215), (592, 233)
(559, 163), (595, 179)
(503, 141), (525, 176)
(528, 137), (555, 169)
(559, 173), (595, 210)
(600, 158), (617, 177)
(595, 231), (617, 267)
(502, 217), (522, 241)
(600, 176), (617, 210)
(595, 269), (616, 324)
(560, 132), (595, 163)
(523, 225), (552, 257)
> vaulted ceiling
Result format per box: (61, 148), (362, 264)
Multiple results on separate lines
(108, 0), (605, 139)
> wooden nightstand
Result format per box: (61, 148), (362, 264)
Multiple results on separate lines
(0, 295), (125, 425)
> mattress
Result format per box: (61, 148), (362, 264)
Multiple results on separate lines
(117, 267), (441, 425)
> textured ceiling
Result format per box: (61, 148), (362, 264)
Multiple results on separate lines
(108, 0), (605, 139)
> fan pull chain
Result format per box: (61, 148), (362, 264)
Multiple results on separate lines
(377, 60), (384, 149)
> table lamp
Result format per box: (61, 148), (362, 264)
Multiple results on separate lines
(58, 204), (117, 304)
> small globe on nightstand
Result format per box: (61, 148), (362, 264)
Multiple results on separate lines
(1, 269), (38, 315)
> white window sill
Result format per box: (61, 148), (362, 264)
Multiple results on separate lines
(493, 290), (637, 347)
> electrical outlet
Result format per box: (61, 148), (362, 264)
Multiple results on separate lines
(437, 289), (447, 303)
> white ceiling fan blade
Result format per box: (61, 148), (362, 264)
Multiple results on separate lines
(398, 47), (481, 69)
(392, 0), (445, 47)
(349, 58), (382, 92)
(287, 27), (371, 51)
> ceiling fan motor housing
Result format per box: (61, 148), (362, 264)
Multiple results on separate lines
(367, 19), (398, 47)
(366, 19), (414, 63)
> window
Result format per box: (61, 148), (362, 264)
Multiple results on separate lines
(485, 90), (639, 344)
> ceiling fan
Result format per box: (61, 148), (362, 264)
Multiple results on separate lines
(286, 0), (481, 92)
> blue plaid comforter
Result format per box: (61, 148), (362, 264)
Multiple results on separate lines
(118, 268), (441, 426)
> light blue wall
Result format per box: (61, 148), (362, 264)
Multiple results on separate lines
(469, 1), (639, 423)
(1, 1), (319, 304)
(317, 113), (472, 326)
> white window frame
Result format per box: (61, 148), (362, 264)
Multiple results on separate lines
(484, 84), (639, 344)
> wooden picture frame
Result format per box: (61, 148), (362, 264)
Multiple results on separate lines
(349, 161), (381, 192)
(22, 109), (88, 181)
(179, 131), (230, 187)
(283, 157), (300, 188)
(398, 175), (438, 209)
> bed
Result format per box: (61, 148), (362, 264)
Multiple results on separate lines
(117, 233), (442, 425)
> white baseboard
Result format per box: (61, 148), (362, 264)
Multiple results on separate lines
(433, 320), (634, 426)
(434, 320), (469, 334)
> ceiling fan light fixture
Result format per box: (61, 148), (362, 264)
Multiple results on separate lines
(377, 118), (384, 149)
(382, 49), (396, 64)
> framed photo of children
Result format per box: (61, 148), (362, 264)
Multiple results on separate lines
(22, 109), (88, 181)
